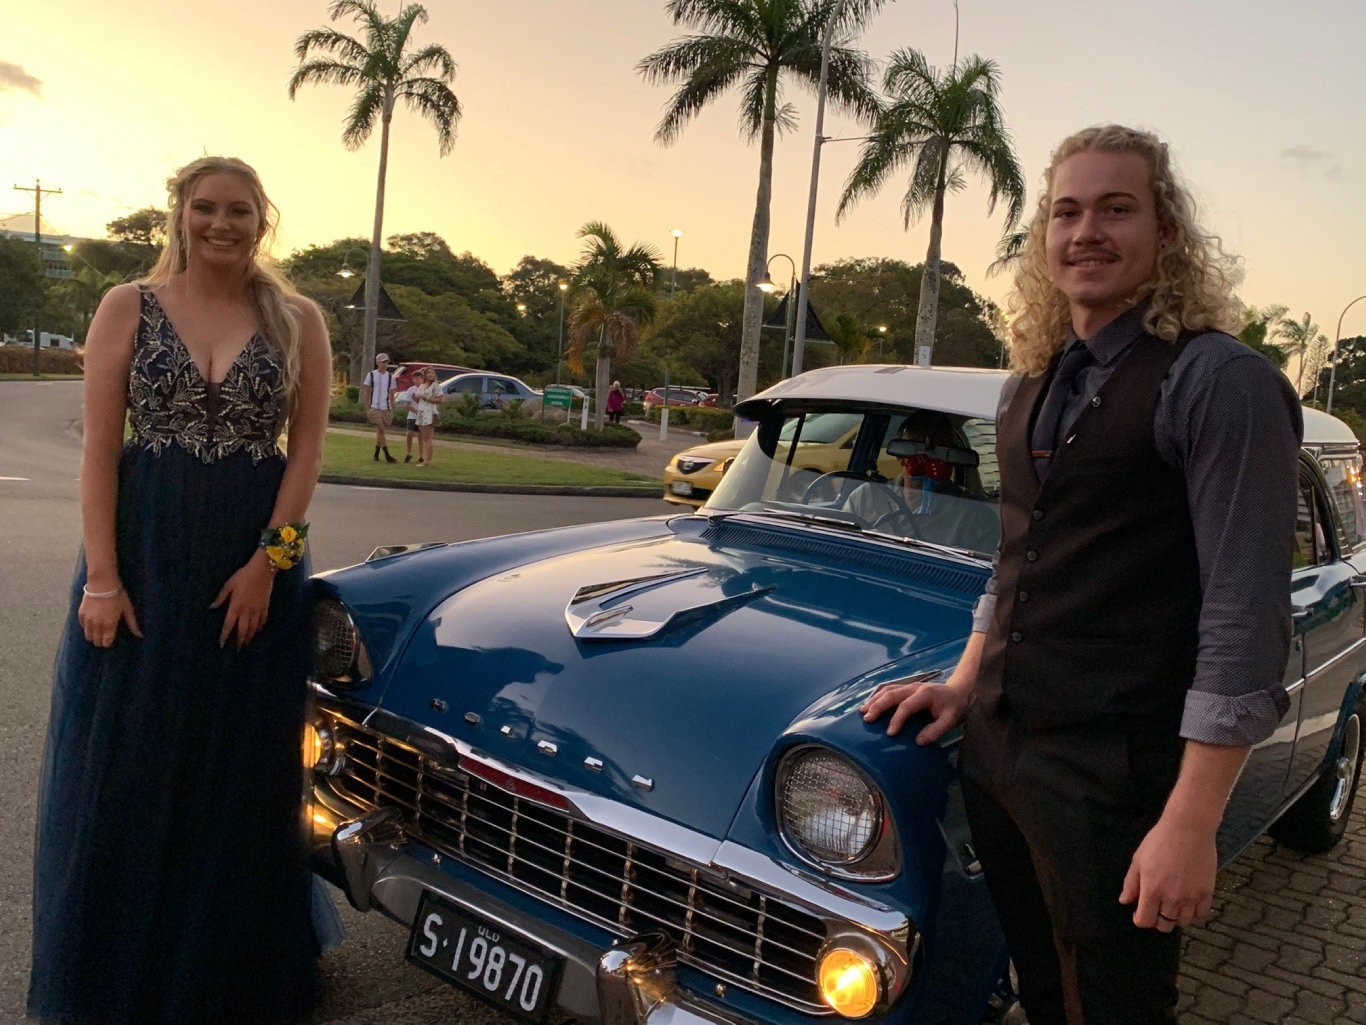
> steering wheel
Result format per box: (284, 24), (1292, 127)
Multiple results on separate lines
(845, 482), (923, 537)
(802, 470), (876, 506)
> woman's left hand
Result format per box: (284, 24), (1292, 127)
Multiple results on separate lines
(212, 550), (275, 650)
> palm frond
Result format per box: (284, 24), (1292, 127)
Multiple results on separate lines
(400, 43), (457, 82)
(288, 58), (366, 99)
(341, 83), (386, 149)
(397, 78), (462, 153)
(292, 27), (369, 65)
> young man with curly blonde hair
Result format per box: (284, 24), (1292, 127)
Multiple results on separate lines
(863, 125), (1302, 1024)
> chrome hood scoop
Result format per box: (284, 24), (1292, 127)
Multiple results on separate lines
(564, 568), (774, 640)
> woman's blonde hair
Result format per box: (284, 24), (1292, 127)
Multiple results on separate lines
(141, 156), (304, 408)
(1007, 125), (1241, 375)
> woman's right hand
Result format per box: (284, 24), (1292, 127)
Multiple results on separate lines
(79, 585), (143, 648)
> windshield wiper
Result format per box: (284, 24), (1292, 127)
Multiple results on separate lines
(708, 507), (864, 534)
(862, 528), (990, 565)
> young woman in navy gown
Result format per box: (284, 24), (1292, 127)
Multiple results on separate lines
(29, 157), (335, 1024)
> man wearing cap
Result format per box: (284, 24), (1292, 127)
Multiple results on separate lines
(361, 353), (397, 462)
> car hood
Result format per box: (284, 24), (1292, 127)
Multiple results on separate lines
(375, 515), (985, 839)
(669, 439), (744, 464)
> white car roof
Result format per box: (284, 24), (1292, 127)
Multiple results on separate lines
(735, 364), (1008, 421)
(736, 363), (1361, 452)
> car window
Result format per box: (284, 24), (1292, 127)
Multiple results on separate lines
(1319, 454), (1366, 551)
(1293, 469), (1335, 568)
(708, 407), (1001, 558)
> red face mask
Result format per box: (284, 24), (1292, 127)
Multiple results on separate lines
(899, 453), (950, 481)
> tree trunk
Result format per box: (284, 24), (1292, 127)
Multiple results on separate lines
(913, 182), (948, 366)
(361, 92), (394, 384)
(593, 323), (609, 430)
(736, 73), (778, 405)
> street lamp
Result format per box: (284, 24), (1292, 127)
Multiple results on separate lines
(661, 228), (683, 441)
(555, 281), (568, 386)
(875, 324), (887, 361)
(1327, 294), (1366, 415)
(758, 253), (798, 378)
(791, 0), (853, 378)
(336, 247), (365, 278)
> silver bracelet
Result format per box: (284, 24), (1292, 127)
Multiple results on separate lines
(82, 584), (124, 600)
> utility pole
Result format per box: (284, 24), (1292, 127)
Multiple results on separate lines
(14, 179), (62, 376)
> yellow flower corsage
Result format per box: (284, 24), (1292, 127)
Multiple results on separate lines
(259, 522), (308, 572)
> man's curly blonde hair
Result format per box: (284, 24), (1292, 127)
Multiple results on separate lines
(1007, 125), (1241, 375)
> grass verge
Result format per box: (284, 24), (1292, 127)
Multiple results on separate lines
(323, 431), (655, 487)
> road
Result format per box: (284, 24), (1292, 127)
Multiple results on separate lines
(2, 380), (1363, 1025)
(0, 380), (663, 1025)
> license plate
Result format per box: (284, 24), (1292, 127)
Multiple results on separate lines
(670, 481), (693, 495)
(407, 891), (564, 1023)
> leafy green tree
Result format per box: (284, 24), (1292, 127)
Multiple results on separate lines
(825, 311), (878, 364)
(0, 237), (43, 335)
(1274, 311), (1327, 394)
(1316, 336), (1366, 419)
(568, 222), (660, 429)
(807, 256), (1001, 367)
(51, 264), (121, 344)
(638, 0), (883, 403)
(289, 0), (462, 382)
(642, 281), (747, 401)
(1237, 303), (1289, 368)
(106, 207), (167, 248)
(838, 49), (1024, 364)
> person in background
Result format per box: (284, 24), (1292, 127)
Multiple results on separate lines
(361, 352), (397, 462)
(861, 124), (1300, 1025)
(411, 365), (444, 468)
(29, 155), (342, 1024)
(606, 380), (626, 425)
(397, 382), (419, 463)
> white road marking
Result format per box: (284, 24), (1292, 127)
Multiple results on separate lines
(0, 476), (30, 482)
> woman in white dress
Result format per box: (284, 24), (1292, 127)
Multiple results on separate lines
(411, 366), (443, 467)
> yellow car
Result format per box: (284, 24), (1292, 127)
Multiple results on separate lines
(662, 438), (743, 507)
(662, 412), (902, 507)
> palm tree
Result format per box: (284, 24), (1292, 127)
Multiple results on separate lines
(1237, 302), (1289, 369)
(838, 48), (1024, 366)
(289, 0), (460, 380)
(637, 0), (883, 404)
(1274, 311), (1328, 395)
(568, 223), (661, 430)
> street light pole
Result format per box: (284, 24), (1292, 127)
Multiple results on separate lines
(661, 228), (683, 442)
(555, 281), (568, 385)
(791, 0), (850, 378)
(1327, 294), (1366, 416)
(758, 253), (797, 379)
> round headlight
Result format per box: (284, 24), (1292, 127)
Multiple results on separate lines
(312, 598), (372, 686)
(776, 748), (898, 878)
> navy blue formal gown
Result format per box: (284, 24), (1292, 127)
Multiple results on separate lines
(29, 287), (324, 1024)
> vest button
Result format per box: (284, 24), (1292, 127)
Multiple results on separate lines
(1025, 550), (1038, 562)
(1032, 509), (1044, 521)
(1091, 395), (1102, 407)
(1010, 631), (1023, 643)
(1018, 591), (1029, 602)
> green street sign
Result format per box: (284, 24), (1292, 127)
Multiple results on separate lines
(543, 385), (573, 409)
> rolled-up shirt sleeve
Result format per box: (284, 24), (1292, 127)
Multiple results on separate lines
(1157, 341), (1303, 746)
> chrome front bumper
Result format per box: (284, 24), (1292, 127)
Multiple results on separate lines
(331, 807), (758, 1025)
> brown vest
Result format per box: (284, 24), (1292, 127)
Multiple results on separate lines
(977, 334), (1200, 731)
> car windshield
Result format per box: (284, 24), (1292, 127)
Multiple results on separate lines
(706, 406), (1002, 559)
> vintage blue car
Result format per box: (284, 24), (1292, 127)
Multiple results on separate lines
(304, 364), (1364, 1025)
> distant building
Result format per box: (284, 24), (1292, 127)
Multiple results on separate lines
(0, 212), (78, 279)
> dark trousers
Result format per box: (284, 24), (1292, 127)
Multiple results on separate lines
(961, 705), (1183, 1025)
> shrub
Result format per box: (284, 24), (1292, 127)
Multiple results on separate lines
(344, 385), (360, 403)
(454, 392), (483, 419)
(501, 398), (527, 421)
(0, 347), (83, 374)
(646, 406), (733, 433)
(328, 397), (639, 449)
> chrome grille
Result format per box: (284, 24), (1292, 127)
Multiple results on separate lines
(327, 716), (829, 1013)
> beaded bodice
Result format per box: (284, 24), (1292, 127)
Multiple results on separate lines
(126, 287), (286, 463)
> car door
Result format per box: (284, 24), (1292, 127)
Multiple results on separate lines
(1287, 455), (1364, 797)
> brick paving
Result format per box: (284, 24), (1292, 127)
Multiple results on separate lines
(1178, 803), (1366, 1023)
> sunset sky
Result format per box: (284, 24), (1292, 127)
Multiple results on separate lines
(4, 0), (1364, 339)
